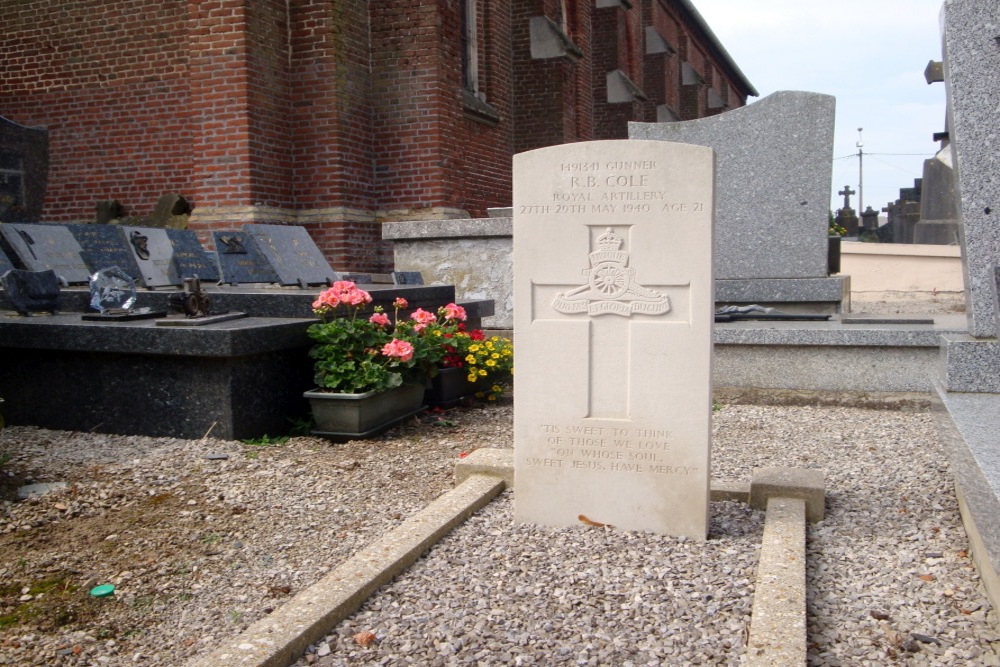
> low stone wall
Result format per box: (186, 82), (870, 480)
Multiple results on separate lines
(841, 241), (963, 295)
(384, 217), (513, 329)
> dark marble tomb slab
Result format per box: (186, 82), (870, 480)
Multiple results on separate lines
(244, 224), (339, 287)
(0, 223), (90, 284)
(68, 224), (144, 284)
(119, 226), (219, 287)
(166, 228), (219, 282)
(214, 231), (279, 285)
(391, 271), (424, 285)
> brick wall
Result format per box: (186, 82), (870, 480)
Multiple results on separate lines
(0, 0), (753, 272)
(0, 0), (193, 221)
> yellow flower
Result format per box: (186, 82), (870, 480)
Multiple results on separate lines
(432, 330), (442, 337)
(486, 359), (496, 367)
(478, 369), (487, 376)
(469, 344), (481, 352)
(491, 353), (499, 359)
(491, 385), (502, 393)
(467, 373), (477, 382)
(465, 354), (476, 364)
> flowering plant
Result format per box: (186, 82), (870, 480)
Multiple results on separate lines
(307, 282), (475, 394)
(433, 308), (514, 400)
(308, 283), (427, 393)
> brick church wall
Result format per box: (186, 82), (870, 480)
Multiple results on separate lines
(1, 0), (754, 272)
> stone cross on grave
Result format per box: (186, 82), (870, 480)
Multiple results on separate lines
(839, 185), (856, 211)
(530, 226), (683, 419)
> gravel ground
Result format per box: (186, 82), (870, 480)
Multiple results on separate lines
(2, 401), (999, 666)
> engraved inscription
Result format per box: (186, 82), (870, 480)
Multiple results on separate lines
(513, 160), (705, 216)
(528, 422), (695, 476)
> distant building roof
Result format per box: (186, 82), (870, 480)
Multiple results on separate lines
(677, 0), (759, 98)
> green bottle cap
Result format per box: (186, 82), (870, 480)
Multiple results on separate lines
(90, 584), (115, 597)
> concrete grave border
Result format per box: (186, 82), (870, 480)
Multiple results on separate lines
(192, 449), (824, 667)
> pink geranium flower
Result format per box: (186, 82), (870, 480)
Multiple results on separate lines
(442, 303), (467, 322)
(410, 308), (436, 325)
(381, 338), (415, 362)
(394, 297), (408, 309)
(369, 312), (391, 326)
(312, 288), (341, 311)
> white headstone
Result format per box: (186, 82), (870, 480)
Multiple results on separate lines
(513, 139), (715, 539)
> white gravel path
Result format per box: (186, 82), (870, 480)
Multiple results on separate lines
(2, 402), (998, 666)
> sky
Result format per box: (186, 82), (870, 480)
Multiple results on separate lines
(693, 0), (948, 217)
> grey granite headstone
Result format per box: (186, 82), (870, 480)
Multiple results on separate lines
(120, 226), (179, 286)
(213, 231), (279, 285)
(244, 224), (339, 287)
(942, 0), (1000, 338)
(0, 223), (90, 284)
(1, 268), (61, 315)
(914, 150), (960, 245)
(391, 271), (424, 285)
(630, 91), (834, 281)
(68, 224), (144, 284)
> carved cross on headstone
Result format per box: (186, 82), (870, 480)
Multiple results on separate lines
(530, 226), (680, 419)
(839, 185), (856, 211)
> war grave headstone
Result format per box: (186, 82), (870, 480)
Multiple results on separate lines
(0, 223), (90, 284)
(0, 268), (61, 315)
(68, 224), (145, 285)
(244, 224), (340, 287)
(214, 231), (280, 285)
(630, 91), (846, 313)
(120, 226), (219, 287)
(513, 139), (714, 538)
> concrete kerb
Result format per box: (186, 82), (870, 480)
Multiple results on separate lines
(747, 497), (808, 666)
(188, 474), (505, 667)
(461, 449), (820, 666)
(192, 450), (820, 666)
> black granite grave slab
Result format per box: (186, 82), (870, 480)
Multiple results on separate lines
(1, 268), (60, 315)
(0, 314), (314, 439)
(166, 228), (219, 282)
(0, 244), (14, 275)
(391, 270), (424, 285)
(68, 224), (144, 284)
(244, 224), (339, 286)
(214, 231), (279, 285)
(0, 223), (90, 284)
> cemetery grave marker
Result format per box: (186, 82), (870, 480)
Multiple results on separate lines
(513, 139), (715, 538)
(391, 271), (424, 285)
(214, 231), (280, 285)
(244, 224), (340, 287)
(0, 223), (90, 284)
(120, 226), (219, 287)
(68, 224), (144, 285)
